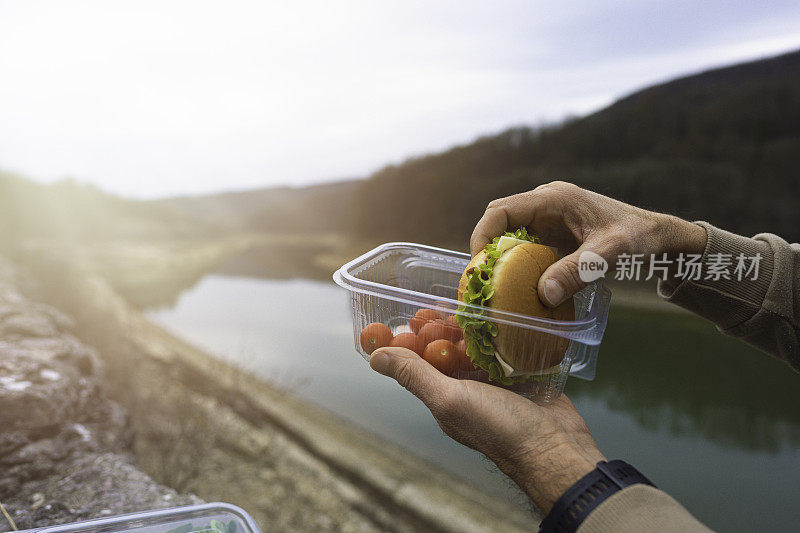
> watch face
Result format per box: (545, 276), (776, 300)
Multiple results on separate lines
(597, 460), (656, 489)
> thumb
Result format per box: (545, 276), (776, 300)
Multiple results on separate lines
(370, 347), (453, 408)
(539, 243), (609, 307)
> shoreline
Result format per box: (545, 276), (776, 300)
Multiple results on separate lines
(12, 246), (537, 532)
(4, 235), (686, 531)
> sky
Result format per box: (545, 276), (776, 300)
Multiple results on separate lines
(1, 1), (800, 199)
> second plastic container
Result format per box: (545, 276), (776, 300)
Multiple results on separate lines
(26, 503), (260, 533)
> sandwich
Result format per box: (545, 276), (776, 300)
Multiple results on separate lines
(456, 228), (574, 385)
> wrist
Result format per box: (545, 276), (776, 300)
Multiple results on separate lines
(539, 460), (657, 532)
(653, 215), (707, 288)
(506, 441), (604, 514)
(656, 214), (707, 257)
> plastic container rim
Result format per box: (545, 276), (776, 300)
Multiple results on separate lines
(333, 241), (608, 344)
(25, 502), (261, 533)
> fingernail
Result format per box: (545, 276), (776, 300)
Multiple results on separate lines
(543, 279), (565, 306)
(369, 350), (391, 375)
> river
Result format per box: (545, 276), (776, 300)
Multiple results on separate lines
(146, 274), (800, 532)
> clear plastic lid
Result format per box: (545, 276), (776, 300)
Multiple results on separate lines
(28, 503), (260, 533)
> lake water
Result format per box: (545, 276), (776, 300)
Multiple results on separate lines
(147, 275), (800, 532)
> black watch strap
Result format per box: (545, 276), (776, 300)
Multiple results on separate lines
(539, 460), (655, 533)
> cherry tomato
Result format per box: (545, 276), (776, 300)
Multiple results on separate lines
(442, 315), (463, 342)
(454, 339), (473, 371)
(418, 321), (449, 347)
(360, 323), (393, 355)
(423, 340), (458, 375)
(410, 309), (440, 334)
(389, 332), (423, 356)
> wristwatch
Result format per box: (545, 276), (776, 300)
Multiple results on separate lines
(539, 460), (656, 533)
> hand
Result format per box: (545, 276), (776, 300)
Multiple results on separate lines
(470, 181), (708, 306)
(369, 347), (605, 513)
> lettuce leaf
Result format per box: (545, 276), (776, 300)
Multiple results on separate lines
(455, 228), (550, 385)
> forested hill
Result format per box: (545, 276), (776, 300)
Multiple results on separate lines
(4, 49), (797, 253)
(157, 180), (359, 234)
(350, 49), (800, 245)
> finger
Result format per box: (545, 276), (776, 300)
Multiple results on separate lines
(538, 240), (616, 306)
(539, 248), (583, 307)
(369, 347), (453, 409)
(470, 192), (543, 256)
(470, 207), (509, 256)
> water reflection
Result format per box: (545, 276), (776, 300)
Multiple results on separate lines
(567, 306), (800, 452)
(154, 254), (800, 453)
(209, 257), (800, 453)
(147, 273), (800, 532)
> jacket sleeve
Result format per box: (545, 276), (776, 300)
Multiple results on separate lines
(576, 485), (713, 533)
(574, 223), (800, 533)
(657, 221), (800, 371)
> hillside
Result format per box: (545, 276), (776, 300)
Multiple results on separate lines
(158, 180), (359, 234)
(352, 49), (800, 245)
(0, 173), (252, 308)
(165, 49), (800, 248)
(4, 49), (798, 272)
(0, 173), (204, 248)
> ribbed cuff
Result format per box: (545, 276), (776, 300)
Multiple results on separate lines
(657, 222), (775, 331)
(576, 485), (712, 533)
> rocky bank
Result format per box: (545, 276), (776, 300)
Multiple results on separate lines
(0, 258), (199, 531)
(1, 251), (536, 532)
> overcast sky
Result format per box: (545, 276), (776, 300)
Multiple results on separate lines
(2, 1), (800, 198)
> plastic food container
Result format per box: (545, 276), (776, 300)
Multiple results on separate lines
(26, 503), (260, 533)
(334, 242), (612, 403)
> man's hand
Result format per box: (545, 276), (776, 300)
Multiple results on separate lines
(370, 347), (605, 513)
(471, 181), (708, 306)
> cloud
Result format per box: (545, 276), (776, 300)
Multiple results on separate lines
(0, 0), (798, 197)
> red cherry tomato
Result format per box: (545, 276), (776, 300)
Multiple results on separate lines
(442, 316), (463, 342)
(389, 332), (423, 356)
(454, 339), (473, 371)
(417, 321), (449, 347)
(410, 309), (440, 334)
(360, 323), (393, 355)
(423, 340), (458, 375)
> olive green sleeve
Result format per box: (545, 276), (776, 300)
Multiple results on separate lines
(576, 485), (713, 533)
(574, 222), (800, 532)
(657, 221), (800, 371)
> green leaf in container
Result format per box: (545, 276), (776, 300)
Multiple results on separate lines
(481, 285), (494, 300)
(166, 524), (193, 533)
(455, 227), (542, 385)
